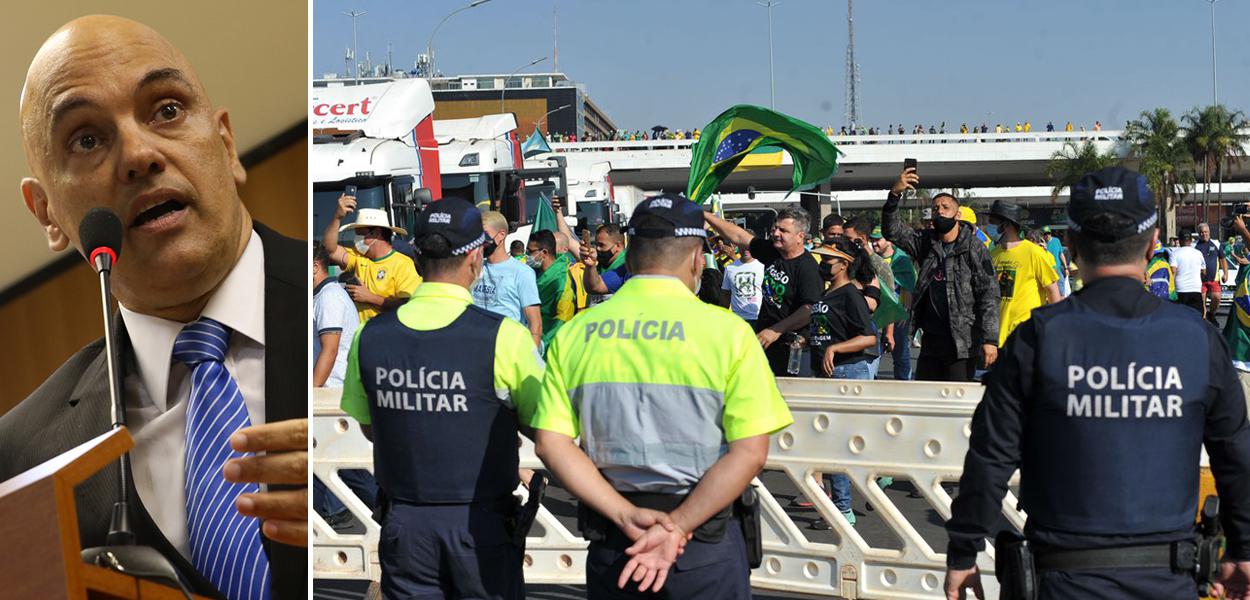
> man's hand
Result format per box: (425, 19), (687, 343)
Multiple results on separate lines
(345, 284), (383, 307)
(1212, 560), (1250, 600)
(891, 167), (920, 196)
(823, 346), (837, 377)
(617, 506), (677, 541)
(224, 419), (308, 547)
(757, 328), (782, 349)
(582, 244), (599, 269)
(619, 523), (687, 593)
(883, 329), (895, 353)
(944, 566), (985, 600)
(981, 344), (998, 369)
(336, 194), (357, 219)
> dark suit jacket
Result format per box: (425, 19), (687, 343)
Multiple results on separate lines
(0, 222), (307, 599)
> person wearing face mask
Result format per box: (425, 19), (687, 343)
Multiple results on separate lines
(340, 198), (546, 599)
(528, 229), (580, 348)
(533, 193), (793, 598)
(322, 194), (422, 323)
(881, 167), (1000, 382)
(471, 210), (543, 347)
(985, 200), (1061, 347)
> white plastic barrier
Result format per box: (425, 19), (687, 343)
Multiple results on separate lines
(313, 379), (1019, 599)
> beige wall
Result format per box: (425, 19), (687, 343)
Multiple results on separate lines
(435, 98), (551, 134)
(0, 138), (307, 413)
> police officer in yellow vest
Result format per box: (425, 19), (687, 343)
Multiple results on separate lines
(533, 193), (793, 598)
(340, 198), (544, 599)
(944, 168), (1250, 600)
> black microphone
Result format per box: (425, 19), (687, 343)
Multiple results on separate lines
(78, 208), (191, 598)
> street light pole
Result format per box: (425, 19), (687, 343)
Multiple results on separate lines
(426, 0), (493, 78)
(534, 104), (572, 133)
(500, 56), (548, 114)
(343, 10), (367, 84)
(1208, 0), (1218, 106)
(756, 0), (780, 110)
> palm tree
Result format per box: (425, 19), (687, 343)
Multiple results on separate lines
(1124, 108), (1194, 241)
(1045, 141), (1121, 202)
(1182, 105), (1250, 229)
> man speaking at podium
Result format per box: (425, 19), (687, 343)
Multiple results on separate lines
(0, 16), (306, 599)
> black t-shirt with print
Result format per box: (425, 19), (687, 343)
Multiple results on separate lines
(808, 283), (874, 371)
(749, 237), (824, 332)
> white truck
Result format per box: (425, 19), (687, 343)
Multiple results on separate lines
(311, 79), (441, 243)
(434, 114), (528, 226)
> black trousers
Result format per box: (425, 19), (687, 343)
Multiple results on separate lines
(1038, 566), (1196, 600)
(585, 518), (750, 600)
(915, 333), (976, 382)
(1176, 291), (1205, 315)
(379, 503), (523, 600)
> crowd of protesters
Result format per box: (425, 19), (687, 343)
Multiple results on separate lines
(554, 121), (1109, 144)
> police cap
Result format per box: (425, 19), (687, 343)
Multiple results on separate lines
(1066, 167), (1157, 241)
(412, 198), (487, 258)
(627, 193), (708, 239)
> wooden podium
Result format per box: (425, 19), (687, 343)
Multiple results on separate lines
(0, 427), (211, 599)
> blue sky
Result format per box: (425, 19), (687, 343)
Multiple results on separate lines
(313, 0), (1250, 132)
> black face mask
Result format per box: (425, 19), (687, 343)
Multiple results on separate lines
(598, 248), (616, 270)
(819, 262), (835, 280)
(482, 234), (498, 258)
(932, 214), (958, 235)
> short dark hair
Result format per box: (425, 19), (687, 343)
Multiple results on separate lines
(1070, 214), (1155, 267)
(529, 229), (557, 255)
(625, 214), (702, 273)
(1179, 230), (1193, 244)
(415, 234), (469, 278)
(510, 240), (524, 253)
(596, 223), (625, 245)
(932, 192), (960, 206)
(844, 216), (873, 237)
(313, 241), (329, 267)
(822, 214), (845, 230)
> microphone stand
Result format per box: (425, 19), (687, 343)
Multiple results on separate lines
(80, 248), (192, 600)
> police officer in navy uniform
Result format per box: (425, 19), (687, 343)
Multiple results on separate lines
(943, 167), (1250, 600)
(339, 198), (545, 599)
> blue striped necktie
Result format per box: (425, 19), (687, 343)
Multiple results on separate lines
(173, 318), (270, 600)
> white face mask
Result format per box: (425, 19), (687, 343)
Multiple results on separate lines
(354, 233), (371, 255)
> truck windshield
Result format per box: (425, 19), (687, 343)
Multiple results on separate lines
(313, 184), (386, 243)
(441, 174), (492, 207)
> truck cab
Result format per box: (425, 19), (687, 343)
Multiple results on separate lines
(434, 114), (527, 226)
(311, 79), (441, 243)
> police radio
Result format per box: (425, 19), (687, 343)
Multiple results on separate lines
(1195, 495), (1223, 595)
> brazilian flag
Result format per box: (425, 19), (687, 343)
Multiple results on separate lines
(1145, 255), (1175, 301)
(1224, 267), (1250, 371)
(686, 105), (841, 205)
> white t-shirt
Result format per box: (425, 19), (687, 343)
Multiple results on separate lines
(722, 259), (765, 320)
(1170, 245), (1207, 293)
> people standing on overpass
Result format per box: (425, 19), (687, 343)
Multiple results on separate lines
(943, 167), (1250, 600)
(986, 200), (1061, 347)
(533, 194), (793, 598)
(705, 207), (824, 376)
(881, 167), (1000, 382)
(1046, 121), (1055, 132)
(1065, 121), (1073, 132)
(1196, 222), (1228, 326)
(1170, 231), (1207, 316)
(1094, 120), (1103, 131)
(1041, 226), (1071, 297)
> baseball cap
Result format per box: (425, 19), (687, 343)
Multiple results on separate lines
(869, 226), (883, 240)
(1042, 226), (1053, 234)
(411, 198), (487, 258)
(1066, 167), (1156, 241)
(627, 193), (708, 239)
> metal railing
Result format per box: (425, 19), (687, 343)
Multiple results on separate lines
(547, 130), (1125, 154)
(313, 378), (1018, 598)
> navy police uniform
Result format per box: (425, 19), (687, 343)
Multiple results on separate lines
(945, 168), (1250, 599)
(341, 199), (545, 599)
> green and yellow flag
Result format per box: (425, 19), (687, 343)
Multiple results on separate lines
(686, 104), (841, 205)
(533, 192), (560, 234)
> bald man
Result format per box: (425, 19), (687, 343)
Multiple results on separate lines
(0, 16), (306, 599)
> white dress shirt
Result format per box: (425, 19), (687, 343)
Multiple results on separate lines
(119, 231), (266, 560)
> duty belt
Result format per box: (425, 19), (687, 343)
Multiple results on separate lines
(1034, 541), (1198, 572)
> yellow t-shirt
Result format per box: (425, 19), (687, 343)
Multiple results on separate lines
(344, 248), (422, 323)
(990, 240), (1059, 346)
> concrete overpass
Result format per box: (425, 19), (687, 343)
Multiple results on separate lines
(548, 130), (1250, 194)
